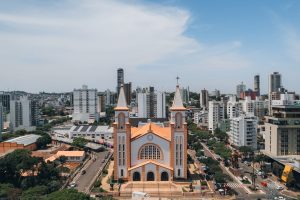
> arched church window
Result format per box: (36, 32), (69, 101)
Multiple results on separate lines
(118, 113), (125, 130)
(139, 144), (162, 160)
(175, 113), (182, 129)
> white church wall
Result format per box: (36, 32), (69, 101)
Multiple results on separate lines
(131, 133), (170, 166)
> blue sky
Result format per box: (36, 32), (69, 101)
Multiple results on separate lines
(0, 0), (299, 94)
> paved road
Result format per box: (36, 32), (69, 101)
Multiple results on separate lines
(71, 151), (110, 193)
(239, 161), (296, 200)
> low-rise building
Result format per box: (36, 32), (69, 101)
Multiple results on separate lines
(0, 134), (41, 154)
(46, 151), (85, 163)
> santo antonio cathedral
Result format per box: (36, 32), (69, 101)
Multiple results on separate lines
(113, 84), (187, 182)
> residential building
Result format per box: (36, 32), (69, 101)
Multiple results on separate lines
(227, 99), (243, 119)
(72, 85), (98, 123)
(113, 84), (187, 181)
(268, 72), (282, 114)
(264, 94), (300, 157)
(200, 89), (209, 109)
(194, 110), (208, 128)
(229, 115), (258, 149)
(211, 89), (220, 99)
(240, 89), (258, 100)
(137, 87), (166, 118)
(0, 92), (10, 113)
(117, 68), (124, 96)
(236, 82), (246, 97)
(180, 87), (190, 105)
(97, 93), (106, 113)
(124, 82), (132, 105)
(10, 96), (37, 131)
(46, 151), (85, 163)
(254, 74), (260, 96)
(208, 101), (225, 132)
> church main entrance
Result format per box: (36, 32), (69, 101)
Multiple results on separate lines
(146, 172), (155, 181)
(133, 172), (141, 181)
(161, 171), (169, 181)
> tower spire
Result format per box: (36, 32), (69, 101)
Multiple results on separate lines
(115, 84), (129, 110)
(170, 85), (186, 111)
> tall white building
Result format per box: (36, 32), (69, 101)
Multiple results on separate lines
(208, 101), (225, 132)
(73, 85), (98, 123)
(137, 89), (166, 118)
(229, 115), (258, 149)
(227, 96), (243, 119)
(10, 96), (36, 132)
(241, 96), (266, 118)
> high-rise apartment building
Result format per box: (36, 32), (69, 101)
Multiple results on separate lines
(229, 115), (258, 149)
(117, 68), (124, 96)
(200, 89), (209, 109)
(254, 74), (260, 96)
(124, 82), (132, 106)
(208, 101), (225, 132)
(0, 92), (10, 114)
(97, 94), (106, 113)
(73, 85), (98, 122)
(264, 94), (300, 157)
(236, 82), (246, 97)
(137, 87), (166, 118)
(268, 72), (282, 114)
(227, 99), (243, 119)
(10, 96), (37, 131)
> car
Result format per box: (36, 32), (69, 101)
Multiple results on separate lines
(276, 185), (284, 190)
(81, 170), (86, 175)
(102, 159), (106, 163)
(274, 196), (286, 200)
(69, 182), (77, 188)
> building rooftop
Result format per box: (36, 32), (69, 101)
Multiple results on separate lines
(6, 134), (41, 146)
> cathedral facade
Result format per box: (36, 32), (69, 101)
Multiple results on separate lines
(113, 85), (187, 182)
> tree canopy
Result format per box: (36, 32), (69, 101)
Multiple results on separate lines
(45, 189), (94, 200)
(72, 137), (87, 149)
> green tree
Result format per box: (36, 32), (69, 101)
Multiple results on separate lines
(45, 189), (94, 200)
(21, 186), (48, 200)
(238, 146), (253, 159)
(72, 137), (87, 149)
(214, 128), (229, 141)
(0, 183), (22, 200)
(36, 134), (52, 149)
(286, 172), (296, 188)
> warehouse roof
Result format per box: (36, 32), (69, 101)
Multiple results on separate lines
(6, 134), (41, 146)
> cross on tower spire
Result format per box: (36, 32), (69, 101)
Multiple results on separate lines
(176, 76), (180, 85)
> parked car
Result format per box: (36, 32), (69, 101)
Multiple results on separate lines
(81, 170), (86, 175)
(274, 196), (286, 200)
(69, 182), (77, 188)
(102, 159), (106, 163)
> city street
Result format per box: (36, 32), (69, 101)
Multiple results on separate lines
(71, 151), (111, 193)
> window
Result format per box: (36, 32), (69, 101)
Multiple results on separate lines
(118, 113), (125, 130)
(121, 169), (124, 177)
(175, 113), (182, 129)
(139, 144), (162, 160)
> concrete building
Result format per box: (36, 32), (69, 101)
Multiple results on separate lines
(10, 96), (37, 131)
(254, 74), (260, 96)
(72, 85), (98, 123)
(194, 110), (208, 128)
(264, 94), (300, 157)
(0, 92), (10, 113)
(124, 82), (132, 106)
(211, 89), (220, 99)
(229, 115), (258, 149)
(200, 89), (209, 109)
(137, 87), (166, 118)
(208, 101), (225, 132)
(117, 68), (124, 96)
(236, 82), (246, 97)
(97, 94), (106, 113)
(227, 99), (243, 119)
(105, 89), (116, 106)
(268, 72), (282, 114)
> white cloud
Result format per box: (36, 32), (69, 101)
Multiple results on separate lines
(0, 0), (250, 92)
